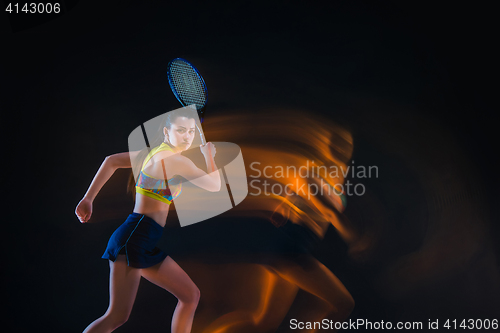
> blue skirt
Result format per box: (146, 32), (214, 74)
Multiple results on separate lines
(102, 213), (168, 268)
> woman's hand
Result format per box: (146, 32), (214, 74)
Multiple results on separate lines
(75, 197), (93, 223)
(200, 142), (216, 159)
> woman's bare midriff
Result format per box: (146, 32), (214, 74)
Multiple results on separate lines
(133, 193), (170, 227)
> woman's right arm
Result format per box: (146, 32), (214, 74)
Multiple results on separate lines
(75, 151), (140, 223)
(171, 143), (221, 192)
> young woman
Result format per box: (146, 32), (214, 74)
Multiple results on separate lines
(75, 107), (221, 333)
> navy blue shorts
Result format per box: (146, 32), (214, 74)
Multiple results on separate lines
(102, 213), (168, 268)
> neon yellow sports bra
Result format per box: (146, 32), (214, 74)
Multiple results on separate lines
(135, 143), (182, 205)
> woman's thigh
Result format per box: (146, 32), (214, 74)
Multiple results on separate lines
(140, 256), (199, 303)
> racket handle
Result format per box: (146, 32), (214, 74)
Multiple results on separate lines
(196, 123), (216, 172)
(207, 145), (216, 172)
(196, 124), (206, 145)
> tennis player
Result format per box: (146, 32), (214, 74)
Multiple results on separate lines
(76, 107), (220, 333)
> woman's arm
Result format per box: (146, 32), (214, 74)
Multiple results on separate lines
(75, 151), (140, 223)
(177, 158), (221, 192)
(169, 143), (221, 192)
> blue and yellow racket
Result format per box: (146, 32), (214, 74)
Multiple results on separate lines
(167, 58), (216, 172)
(167, 58), (235, 205)
(167, 58), (207, 140)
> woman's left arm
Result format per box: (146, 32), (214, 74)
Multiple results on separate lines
(75, 151), (139, 223)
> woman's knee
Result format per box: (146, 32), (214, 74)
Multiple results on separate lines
(190, 285), (201, 304)
(104, 311), (131, 328)
(180, 284), (200, 305)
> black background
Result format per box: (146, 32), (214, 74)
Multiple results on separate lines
(2, 0), (498, 332)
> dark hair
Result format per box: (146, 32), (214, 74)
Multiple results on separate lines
(164, 106), (198, 129)
(127, 107), (199, 197)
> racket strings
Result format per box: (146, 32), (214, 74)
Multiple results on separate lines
(169, 61), (206, 110)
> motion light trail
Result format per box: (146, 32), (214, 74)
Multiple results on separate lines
(203, 109), (357, 243)
(186, 108), (360, 333)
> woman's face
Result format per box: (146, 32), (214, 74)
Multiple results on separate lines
(164, 116), (196, 151)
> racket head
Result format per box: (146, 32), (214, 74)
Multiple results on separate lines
(167, 58), (207, 123)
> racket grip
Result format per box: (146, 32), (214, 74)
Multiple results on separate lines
(196, 124), (206, 145)
(207, 145), (216, 172)
(195, 124), (215, 171)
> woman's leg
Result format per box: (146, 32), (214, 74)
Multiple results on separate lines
(141, 256), (200, 333)
(82, 255), (142, 333)
(202, 269), (299, 333)
(264, 254), (355, 330)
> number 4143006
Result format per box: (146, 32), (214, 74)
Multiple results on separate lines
(6, 3), (61, 14)
(444, 319), (498, 330)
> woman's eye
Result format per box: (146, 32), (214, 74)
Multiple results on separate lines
(178, 130), (185, 133)
(189, 130), (195, 134)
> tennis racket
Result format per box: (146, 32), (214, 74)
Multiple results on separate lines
(167, 58), (214, 170)
(168, 58), (222, 174)
(166, 58), (235, 207)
